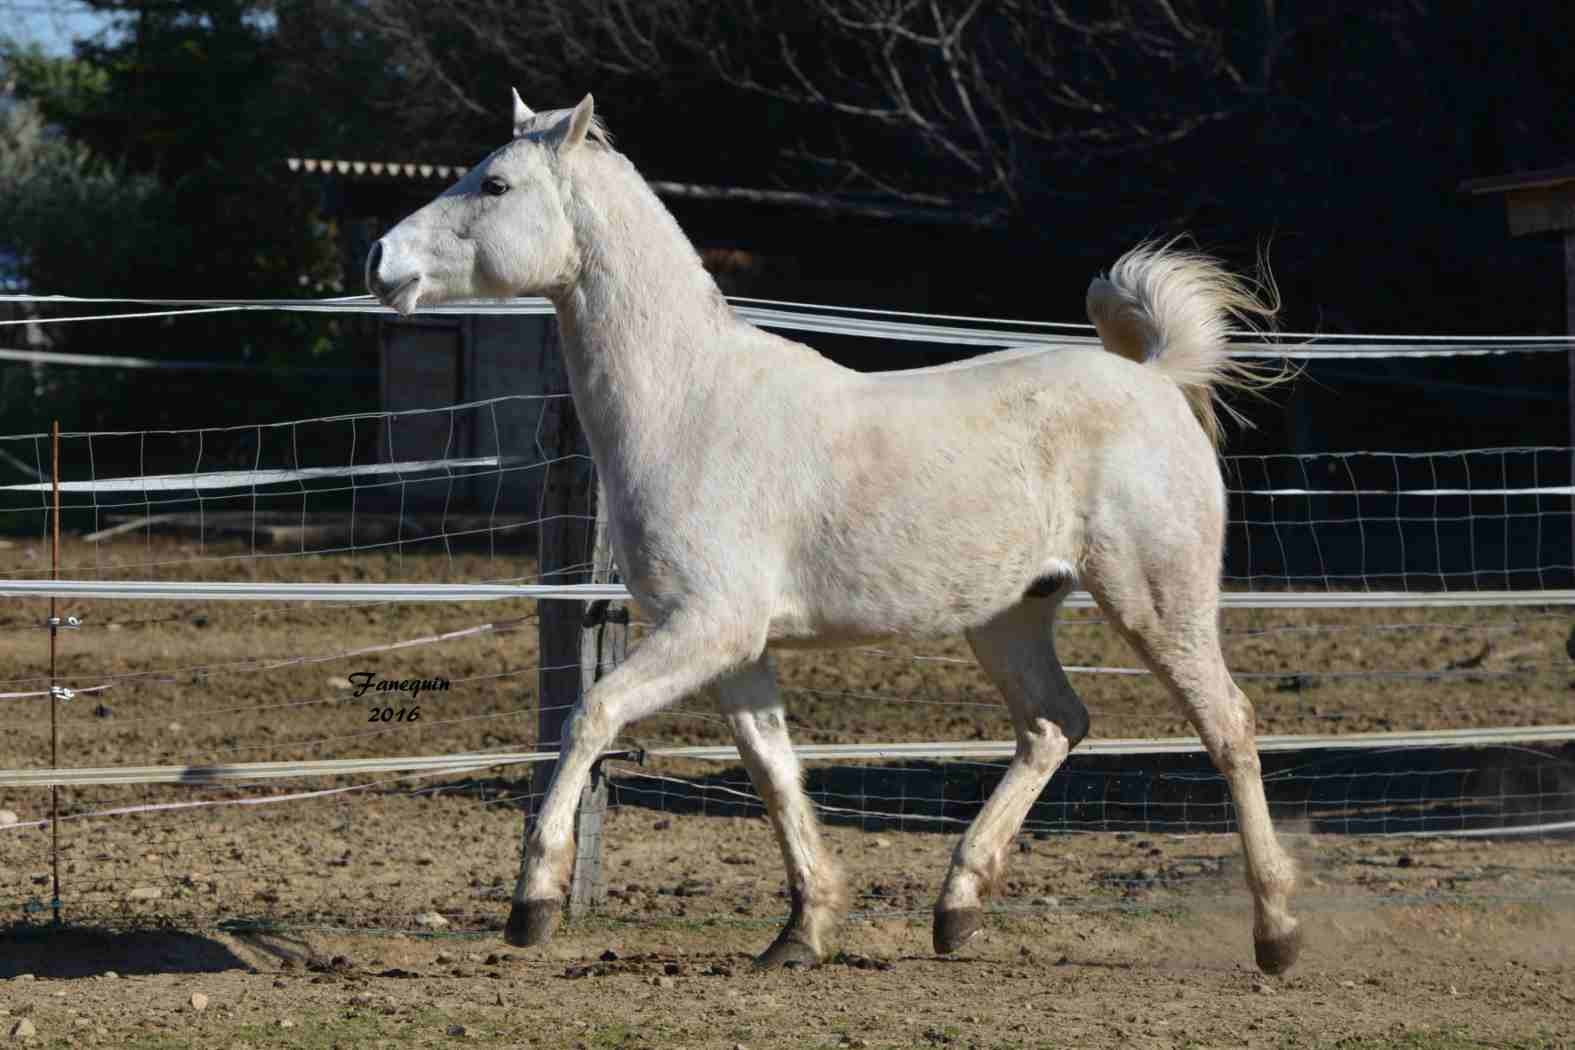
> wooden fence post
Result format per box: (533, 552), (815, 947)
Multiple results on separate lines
(570, 482), (624, 914)
(526, 317), (621, 918)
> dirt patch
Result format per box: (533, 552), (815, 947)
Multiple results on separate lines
(0, 887), (1571, 1049)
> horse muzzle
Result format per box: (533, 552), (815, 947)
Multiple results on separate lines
(365, 240), (424, 316)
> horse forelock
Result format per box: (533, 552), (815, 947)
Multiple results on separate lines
(513, 107), (614, 148)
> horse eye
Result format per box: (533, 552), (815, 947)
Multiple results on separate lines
(482, 177), (509, 197)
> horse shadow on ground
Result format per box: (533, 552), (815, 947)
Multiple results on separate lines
(0, 924), (314, 979)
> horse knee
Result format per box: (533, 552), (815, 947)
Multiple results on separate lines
(1057, 702), (1091, 749)
(1196, 718), (1259, 777)
(1019, 720), (1074, 774)
(565, 697), (615, 745)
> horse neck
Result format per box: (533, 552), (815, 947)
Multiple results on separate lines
(550, 152), (733, 470)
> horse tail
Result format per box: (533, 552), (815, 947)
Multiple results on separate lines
(1085, 239), (1285, 447)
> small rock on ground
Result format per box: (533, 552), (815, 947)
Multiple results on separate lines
(415, 911), (450, 928)
(7, 1018), (36, 1042)
(189, 992), (209, 1012)
(0, 811), (17, 826)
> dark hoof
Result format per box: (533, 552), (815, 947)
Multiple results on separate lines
(1255, 923), (1303, 976)
(504, 898), (562, 948)
(933, 907), (984, 955)
(752, 935), (821, 971)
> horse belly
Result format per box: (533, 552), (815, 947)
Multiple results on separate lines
(777, 508), (1066, 644)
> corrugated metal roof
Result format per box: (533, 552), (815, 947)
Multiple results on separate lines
(1459, 163), (1575, 196)
(284, 157), (997, 225)
(285, 157), (469, 180)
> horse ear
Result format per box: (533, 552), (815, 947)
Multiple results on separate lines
(546, 94), (595, 153)
(512, 88), (534, 136)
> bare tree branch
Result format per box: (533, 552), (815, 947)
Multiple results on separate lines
(340, 0), (1426, 220)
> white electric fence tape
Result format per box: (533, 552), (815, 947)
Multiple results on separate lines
(5, 293), (1574, 358)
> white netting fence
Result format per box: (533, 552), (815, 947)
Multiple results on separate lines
(1226, 448), (1574, 591)
(0, 395), (588, 583)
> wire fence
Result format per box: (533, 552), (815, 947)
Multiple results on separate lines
(3, 411), (1573, 597)
(3, 745), (1572, 934)
(1226, 447), (1575, 590)
(0, 294), (1573, 936)
(0, 395), (587, 587)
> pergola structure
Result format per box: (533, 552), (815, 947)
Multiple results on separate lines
(1461, 163), (1575, 557)
(1461, 161), (1575, 333)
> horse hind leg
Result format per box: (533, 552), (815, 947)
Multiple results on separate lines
(719, 656), (847, 968)
(1087, 553), (1302, 975)
(934, 591), (1088, 953)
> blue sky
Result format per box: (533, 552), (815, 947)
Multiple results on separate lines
(3, 2), (112, 55)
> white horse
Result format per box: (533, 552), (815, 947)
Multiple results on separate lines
(367, 92), (1302, 975)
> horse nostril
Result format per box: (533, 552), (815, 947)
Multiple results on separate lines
(366, 241), (385, 293)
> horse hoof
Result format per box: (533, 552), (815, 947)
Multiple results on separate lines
(1254, 923), (1303, 975)
(752, 936), (821, 971)
(504, 898), (562, 948)
(933, 907), (983, 955)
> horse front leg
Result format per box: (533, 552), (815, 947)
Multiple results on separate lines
(719, 655), (847, 968)
(506, 613), (761, 948)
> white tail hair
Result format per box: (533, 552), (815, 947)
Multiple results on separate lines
(1086, 240), (1286, 447)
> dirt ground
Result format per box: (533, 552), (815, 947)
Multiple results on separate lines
(2, 535), (1574, 1047)
(0, 804), (1573, 1049)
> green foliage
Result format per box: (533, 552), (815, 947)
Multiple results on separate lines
(0, 87), (180, 295)
(0, 6), (373, 433)
(0, 89), (179, 427)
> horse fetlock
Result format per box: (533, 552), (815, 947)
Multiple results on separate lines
(941, 841), (1007, 910)
(1247, 853), (1299, 912)
(818, 862), (851, 919)
(934, 872), (977, 915)
(786, 883), (844, 940)
(522, 833), (575, 897)
(753, 887), (837, 970)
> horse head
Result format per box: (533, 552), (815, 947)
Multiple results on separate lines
(366, 91), (602, 314)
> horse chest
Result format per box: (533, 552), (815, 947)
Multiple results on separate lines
(600, 495), (749, 617)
